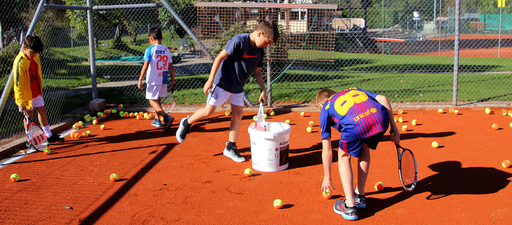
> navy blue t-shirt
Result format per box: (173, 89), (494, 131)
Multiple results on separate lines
(214, 33), (264, 93)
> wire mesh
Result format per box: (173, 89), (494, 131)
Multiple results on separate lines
(0, 0), (512, 147)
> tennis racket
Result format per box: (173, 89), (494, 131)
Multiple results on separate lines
(24, 112), (49, 151)
(161, 86), (177, 114)
(396, 144), (418, 191)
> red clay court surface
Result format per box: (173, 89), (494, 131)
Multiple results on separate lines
(413, 34), (512, 58)
(1, 108), (512, 224)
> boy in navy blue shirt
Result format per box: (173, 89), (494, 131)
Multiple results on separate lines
(176, 21), (279, 162)
(317, 87), (400, 220)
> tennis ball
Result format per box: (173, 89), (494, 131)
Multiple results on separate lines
(501, 160), (511, 168)
(502, 110), (508, 116)
(253, 115), (257, 121)
(78, 121), (84, 126)
(322, 189), (332, 199)
(129, 113), (134, 118)
(285, 119), (291, 124)
(77, 134), (82, 139)
(431, 141), (439, 148)
(398, 109), (404, 114)
(92, 119), (98, 125)
(453, 110), (460, 115)
(73, 124), (79, 130)
(492, 123), (499, 130)
(86, 130), (91, 135)
(411, 119), (417, 126)
(300, 112), (306, 117)
(101, 114), (106, 119)
(485, 108), (491, 114)
(309, 121), (315, 127)
(394, 117), (397, 123)
(43, 148), (51, 155)
(119, 104), (124, 108)
(136, 115), (142, 120)
(10, 173), (19, 182)
(438, 108), (444, 114)
(263, 114), (268, 119)
(110, 173), (119, 182)
(244, 168), (253, 177)
(398, 117), (404, 123)
(502, 160), (511, 168)
(225, 111), (231, 116)
(100, 124), (106, 130)
(269, 111), (275, 116)
(70, 132), (76, 138)
(448, 108), (454, 114)
(273, 199), (283, 209)
(306, 127), (313, 133)
(112, 109), (117, 114)
(509, 122), (512, 128)
(401, 125), (408, 132)
(266, 109), (272, 114)
(374, 181), (384, 191)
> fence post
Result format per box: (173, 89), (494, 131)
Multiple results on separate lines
(452, 0), (460, 106)
(87, 0), (98, 99)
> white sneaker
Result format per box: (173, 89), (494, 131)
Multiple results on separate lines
(176, 116), (189, 143)
(223, 143), (245, 162)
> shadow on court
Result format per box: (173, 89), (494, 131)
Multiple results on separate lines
(359, 161), (512, 220)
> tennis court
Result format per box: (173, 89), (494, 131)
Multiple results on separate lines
(1, 107), (511, 224)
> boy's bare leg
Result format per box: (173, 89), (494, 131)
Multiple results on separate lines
(149, 99), (166, 118)
(228, 104), (244, 142)
(356, 145), (370, 196)
(34, 106), (48, 127)
(339, 151), (356, 207)
(187, 103), (216, 124)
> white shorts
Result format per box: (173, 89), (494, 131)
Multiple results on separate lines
(146, 84), (167, 100)
(19, 95), (45, 112)
(206, 85), (244, 107)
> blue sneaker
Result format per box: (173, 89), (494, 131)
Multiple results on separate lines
(163, 115), (174, 131)
(151, 118), (162, 127)
(354, 192), (366, 209)
(334, 199), (358, 221)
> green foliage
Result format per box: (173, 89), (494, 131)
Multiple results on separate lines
(0, 44), (21, 79)
(212, 21), (256, 56)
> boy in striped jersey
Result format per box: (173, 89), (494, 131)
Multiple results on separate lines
(316, 87), (400, 220)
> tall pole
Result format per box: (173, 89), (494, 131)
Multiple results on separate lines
(453, 0), (459, 106)
(87, 0), (98, 99)
(499, 0), (503, 58)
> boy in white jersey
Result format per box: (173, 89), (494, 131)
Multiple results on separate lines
(138, 27), (177, 131)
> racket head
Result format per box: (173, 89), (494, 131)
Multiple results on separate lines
(162, 91), (177, 114)
(397, 144), (418, 191)
(26, 120), (49, 151)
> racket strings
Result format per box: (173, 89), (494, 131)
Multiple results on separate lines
(400, 151), (416, 186)
(28, 123), (47, 149)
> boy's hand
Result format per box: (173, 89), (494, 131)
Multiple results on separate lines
(203, 80), (213, 95)
(18, 105), (27, 114)
(137, 80), (144, 90)
(171, 82), (177, 91)
(390, 129), (401, 144)
(321, 178), (335, 194)
(258, 91), (267, 103)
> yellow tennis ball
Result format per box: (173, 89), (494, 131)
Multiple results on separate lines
(411, 119), (417, 126)
(244, 168), (253, 177)
(401, 125), (408, 132)
(273, 199), (283, 209)
(431, 141), (439, 148)
(306, 127), (313, 133)
(398, 117), (404, 123)
(10, 173), (19, 182)
(110, 173), (119, 182)
(492, 124), (499, 130)
(374, 181), (384, 191)
(438, 108), (444, 114)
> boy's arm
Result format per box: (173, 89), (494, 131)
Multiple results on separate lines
(138, 61), (150, 90)
(204, 50), (229, 95)
(12, 59), (27, 112)
(253, 67), (267, 103)
(375, 94), (400, 144)
(321, 136), (335, 193)
(168, 62), (177, 90)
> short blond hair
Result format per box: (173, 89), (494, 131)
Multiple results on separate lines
(316, 88), (336, 107)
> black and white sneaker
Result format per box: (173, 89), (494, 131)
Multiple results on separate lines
(223, 143), (245, 162)
(176, 117), (189, 143)
(163, 115), (174, 131)
(354, 192), (366, 209)
(47, 134), (64, 143)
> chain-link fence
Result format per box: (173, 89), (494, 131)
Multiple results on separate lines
(1, 0), (512, 147)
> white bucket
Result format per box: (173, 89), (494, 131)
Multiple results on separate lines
(248, 122), (291, 172)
